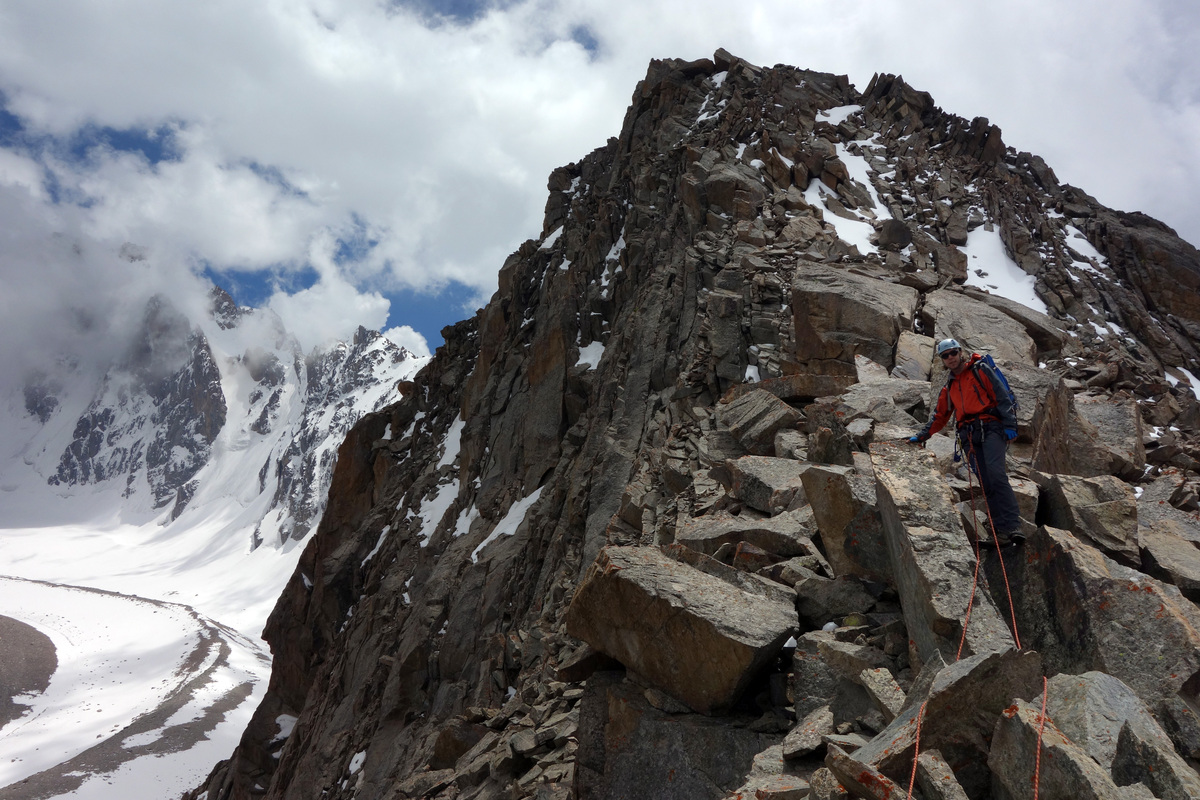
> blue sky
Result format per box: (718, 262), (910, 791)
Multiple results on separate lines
(0, 0), (1198, 364)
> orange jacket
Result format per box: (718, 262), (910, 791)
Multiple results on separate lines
(917, 353), (1017, 439)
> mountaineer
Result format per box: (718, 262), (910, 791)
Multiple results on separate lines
(909, 338), (1023, 546)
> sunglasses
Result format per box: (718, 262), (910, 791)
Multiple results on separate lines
(939, 349), (960, 360)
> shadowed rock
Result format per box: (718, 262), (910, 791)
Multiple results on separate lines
(793, 631), (843, 718)
(801, 463), (890, 582)
(794, 574), (879, 629)
(675, 507), (819, 558)
(575, 671), (782, 800)
(1043, 474), (1140, 567)
(1111, 718), (1200, 799)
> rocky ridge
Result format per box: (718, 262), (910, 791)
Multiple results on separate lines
(190, 50), (1200, 800)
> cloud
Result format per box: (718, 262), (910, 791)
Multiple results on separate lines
(267, 274), (391, 353)
(382, 325), (431, 359)
(0, 180), (211, 398)
(0, 0), (1197, 355)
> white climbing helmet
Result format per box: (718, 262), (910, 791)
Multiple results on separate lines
(935, 338), (961, 356)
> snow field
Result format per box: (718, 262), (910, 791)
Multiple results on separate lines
(963, 226), (1049, 315)
(0, 577), (265, 794)
(471, 487), (544, 564)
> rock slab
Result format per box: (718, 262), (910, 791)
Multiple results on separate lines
(564, 545), (798, 713)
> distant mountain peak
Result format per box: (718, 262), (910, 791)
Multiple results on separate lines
(15, 285), (429, 533)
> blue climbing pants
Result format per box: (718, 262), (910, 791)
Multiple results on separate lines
(959, 420), (1021, 534)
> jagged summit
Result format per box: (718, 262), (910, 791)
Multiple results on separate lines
(188, 51), (1200, 800)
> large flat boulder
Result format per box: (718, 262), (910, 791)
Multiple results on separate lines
(825, 744), (905, 800)
(722, 370), (858, 402)
(800, 464), (891, 582)
(1139, 472), (1200, 543)
(832, 377), (928, 427)
(792, 631), (842, 718)
(1140, 527), (1200, 602)
(728, 456), (812, 514)
(717, 388), (804, 455)
(1043, 474), (1140, 567)
(960, 285), (1068, 357)
(1045, 671), (1180, 773)
(794, 574), (879, 629)
(914, 750), (970, 800)
(783, 705), (834, 761)
(1112, 718), (1200, 799)
(995, 360), (1065, 439)
(1012, 526), (1200, 715)
(675, 508), (819, 558)
(564, 545), (798, 714)
(1074, 392), (1147, 480)
(920, 289), (1037, 366)
(791, 263), (919, 370)
(869, 441), (1016, 663)
(1034, 385), (1146, 479)
(891, 331), (935, 381)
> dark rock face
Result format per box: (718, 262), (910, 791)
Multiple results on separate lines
(190, 51), (1200, 800)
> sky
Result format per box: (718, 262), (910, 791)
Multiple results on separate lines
(1, 0), (1198, 370)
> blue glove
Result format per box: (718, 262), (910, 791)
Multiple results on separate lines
(1005, 428), (1017, 441)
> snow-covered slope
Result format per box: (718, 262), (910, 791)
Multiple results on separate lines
(0, 287), (428, 630)
(0, 287), (429, 797)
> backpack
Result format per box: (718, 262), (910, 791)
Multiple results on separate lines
(973, 354), (1020, 416)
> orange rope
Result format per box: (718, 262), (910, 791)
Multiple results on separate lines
(906, 700), (929, 800)
(1034, 676), (1048, 800)
(965, 436), (1022, 649)
(956, 452), (984, 661)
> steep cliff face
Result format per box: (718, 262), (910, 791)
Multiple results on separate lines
(193, 51), (1200, 800)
